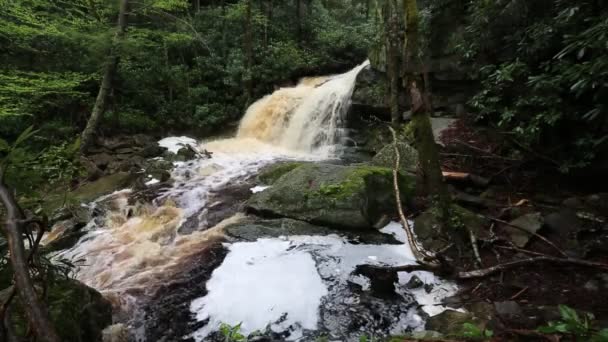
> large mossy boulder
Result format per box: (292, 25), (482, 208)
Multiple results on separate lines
(4, 278), (112, 342)
(371, 142), (419, 174)
(247, 163), (415, 230)
(256, 161), (307, 185)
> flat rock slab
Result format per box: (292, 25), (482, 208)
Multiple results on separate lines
(430, 117), (458, 145)
(505, 212), (544, 247)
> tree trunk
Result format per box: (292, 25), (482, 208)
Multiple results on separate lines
(243, 0), (254, 107)
(296, 0), (302, 45)
(0, 171), (60, 342)
(80, 0), (129, 154)
(385, 0), (401, 124)
(402, 0), (450, 222)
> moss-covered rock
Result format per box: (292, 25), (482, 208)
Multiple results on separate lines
(5, 278), (112, 342)
(414, 204), (490, 252)
(256, 161), (307, 185)
(247, 163), (415, 230)
(371, 141), (419, 174)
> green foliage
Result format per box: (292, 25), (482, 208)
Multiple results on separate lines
(219, 322), (246, 342)
(462, 322), (493, 340)
(454, 0), (608, 171)
(1, 0), (373, 145)
(537, 305), (608, 341)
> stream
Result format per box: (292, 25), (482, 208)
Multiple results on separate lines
(57, 60), (458, 341)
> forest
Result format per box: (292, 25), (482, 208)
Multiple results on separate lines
(1, 0), (607, 341)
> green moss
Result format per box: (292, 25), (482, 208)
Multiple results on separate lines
(314, 166), (395, 200)
(257, 162), (305, 185)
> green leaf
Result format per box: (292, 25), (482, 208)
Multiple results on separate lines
(13, 125), (37, 148)
(591, 329), (608, 342)
(559, 305), (580, 324)
(484, 329), (494, 338)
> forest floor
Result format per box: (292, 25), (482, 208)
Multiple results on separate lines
(433, 117), (608, 340)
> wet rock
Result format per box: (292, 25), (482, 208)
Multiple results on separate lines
(430, 117), (458, 145)
(71, 172), (134, 203)
(544, 210), (582, 237)
(176, 146), (197, 160)
(80, 156), (104, 180)
(224, 217), (401, 244)
(371, 141), (418, 174)
(413, 204), (489, 251)
(90, 153), (114, 169)
(505, 212), (543, 248)
(247, 163), (415, 230)
(256, 161), (307, 185)
(494, 301), (523, 320)
(102, 324), (131, 342)
(5, 278), (112, 342)
(406, 275), (424, 289)
(584, 279), (600, 292)
(140, 144), (168, 158)
(563, 197), (584, 209)
(425, 310), (476, 335)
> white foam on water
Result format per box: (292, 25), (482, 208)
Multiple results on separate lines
(158, 136), (197, 153)
(189, 225), (458, 340)
(250, 185), (271, 193)
(190, 238), (328, 341)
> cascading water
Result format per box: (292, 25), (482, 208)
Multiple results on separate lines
(55, 60), (457, 341)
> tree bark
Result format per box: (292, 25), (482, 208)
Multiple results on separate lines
(0, 170), (60, 342)
(80, 0), (129, 154)
(385, 0), (401, 124)
(243, 0), (254, 107)
(402, 0), (450, 223)
(296, 0), (302, 45)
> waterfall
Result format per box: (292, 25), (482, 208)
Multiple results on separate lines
(235, 60), (370, 155)
(56, 61), (376, 340)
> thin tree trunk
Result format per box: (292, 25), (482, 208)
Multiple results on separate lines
(0, 170), (60, 342)
(243, 0), (254, 107)
(385, 0), (401, 124)
(402, 0), (450, 222)
(296, 0), (302, 45)
(80, 0), (129, 154)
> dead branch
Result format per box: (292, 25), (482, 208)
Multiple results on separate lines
(483, 215), (568, 257)
(442, 171), (490, 187)
(0, 167), (60, 342)
(457, 256), (608, 279)
(388, 126), (438, 266)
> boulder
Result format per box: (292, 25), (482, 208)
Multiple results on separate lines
(371, 141), (418, 174)
(71, 172), (134, 203)
(247, 163), (415, 230)
(256, 161), (307, 185)
(224, 217), (401, 244)
(505, 212), (544, 248)
(5, 278), (112, 342)
(413, 204), (489, 251)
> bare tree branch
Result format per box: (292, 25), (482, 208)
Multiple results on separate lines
(0, 166), (60, 342)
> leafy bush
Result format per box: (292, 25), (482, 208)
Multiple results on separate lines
(538, 305), (608, 341)
(455, 0), (608, 171)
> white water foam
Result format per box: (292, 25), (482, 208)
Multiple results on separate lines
(189, 223), (459, 340)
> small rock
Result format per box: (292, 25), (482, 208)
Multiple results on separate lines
(563, 197), (584, 209)
(544, 210), (582, 237)
(584, 279), (600, 292)
(102, 323), (130, 342)
(177, 146), (197, 160)
(140, 144), (167, 158)
(505, 212), (543, 247)
(494, 301), (523, 319)
(406, 275), (424, 289)
(90, 153), (114, 168)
